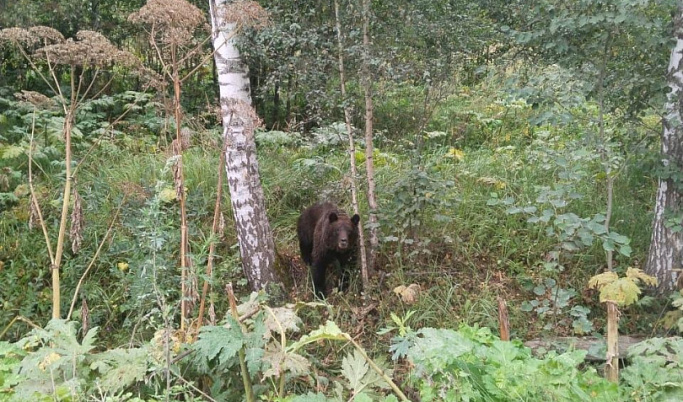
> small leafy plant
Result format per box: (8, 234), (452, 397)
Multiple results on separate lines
(192, 292), (408, 401)
(588, 268), (657, 382)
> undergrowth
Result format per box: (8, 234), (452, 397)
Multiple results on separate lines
(0, 76), (678, 400)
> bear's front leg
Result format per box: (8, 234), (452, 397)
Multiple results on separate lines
(312, 261), (327, 299)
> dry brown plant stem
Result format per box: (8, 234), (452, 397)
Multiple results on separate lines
(196, 117), (231, 330)
(142, 13), (234, 332)
(334, 0), (369, 294)
(605, 302), (620, 382)
(171, 47), (191, 331)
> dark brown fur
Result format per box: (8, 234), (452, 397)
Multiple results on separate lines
(297, 202), (360, 298)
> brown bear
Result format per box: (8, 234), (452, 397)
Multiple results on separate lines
(297, 202), (360, 298)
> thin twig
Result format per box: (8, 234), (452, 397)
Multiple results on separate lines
(72, 102), (138, 175)
(66, 196), (127, 320)
(172, 372), (218, 402)
(149, 23), (173, 81)
(76, 68), (100, 106)
(28, 110), (55, 263)
(0, 316), (41, 340)
(87, 75), (116, 104)
(14, 44), (59, 96)
(179, 30), (236, 84)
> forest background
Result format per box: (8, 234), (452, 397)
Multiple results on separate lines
(0, 0), (682, 400)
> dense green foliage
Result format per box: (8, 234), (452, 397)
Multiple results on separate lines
(1, 0), (682, 399)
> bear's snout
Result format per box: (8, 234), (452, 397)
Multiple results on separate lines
(338, 237), (349, 249)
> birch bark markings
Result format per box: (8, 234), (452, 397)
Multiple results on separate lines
(209, 0), (279, 291)
(646, 2), (683, 293)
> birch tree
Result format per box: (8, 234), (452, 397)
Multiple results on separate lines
(209, 0), (279, 291)
(646, 1), (683, 293)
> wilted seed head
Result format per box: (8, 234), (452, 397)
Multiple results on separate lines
(0, 27), (35, 46)
(28, 26), (65, 44)
(208, 302), (216, 326)
(0, 26), (64, 48)
(29, 194), (39, 230)
(223, 0), (270, 30)
(81, 298), (90, 336)
(36, 30), (139, 68)
(70, 186), (84, 254)
(14, 90), (54, 108)
(185, 267), (198, 315)
(137, 66), (166, 91)
(129, 0), (207, 46)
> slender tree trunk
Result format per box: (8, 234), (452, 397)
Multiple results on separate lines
(597, 32), (614, 273)
(209, 0), (279, 291)
(361, 0), (378, 273)
(646, 3), (683, 293)
(334, 0), (369, 293)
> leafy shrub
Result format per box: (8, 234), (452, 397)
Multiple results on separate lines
(391, 324), (618, 401)
(620, 337), (683, 400)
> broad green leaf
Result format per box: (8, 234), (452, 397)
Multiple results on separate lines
(625, 267), (657, 287)
(288, 321), (346, 352)
(355, 393), (373, 402)
(158, 187), (176, 203)
(602, 240), (615, 252)
(90, 347), (148, 393)
(341, 349), (369, 392)
(193, 321), (244, 364)
(588, 220), (607, 235)
(609, 232), (629, 244)
(618, 244), (632, 257)
(264, 306), (302, 336)
(289, 392), (336, 402)
(262, 343), (311, 379)
(599, 278), (641, 306)
(588, 272), (618, 289)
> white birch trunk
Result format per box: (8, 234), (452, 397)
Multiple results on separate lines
(645, 2), (683, 293)
(209, 0), (278, 291)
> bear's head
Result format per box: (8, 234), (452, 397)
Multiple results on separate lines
(326, 211), (360, 252)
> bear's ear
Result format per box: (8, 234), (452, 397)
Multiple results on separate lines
(351, 214), (360, 225)
(328, 212), (338, 223)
